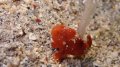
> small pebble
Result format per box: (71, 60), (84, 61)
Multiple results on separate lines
(29, 33), (37, 40)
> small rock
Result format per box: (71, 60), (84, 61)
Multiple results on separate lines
(23, 0), (32, 4)
(13, 28), (25, 37)
(18, 29), (24, 36)
(29, 33), (37, 40)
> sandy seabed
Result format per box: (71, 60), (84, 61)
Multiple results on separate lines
(0, 0), (120, 67)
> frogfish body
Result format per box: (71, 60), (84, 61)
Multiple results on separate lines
(51, 24), (92, 62)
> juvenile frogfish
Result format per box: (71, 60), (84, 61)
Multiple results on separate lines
(51, 24), (92, 62)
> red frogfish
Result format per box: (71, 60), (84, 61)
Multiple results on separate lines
(51, 24), (92, 62)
